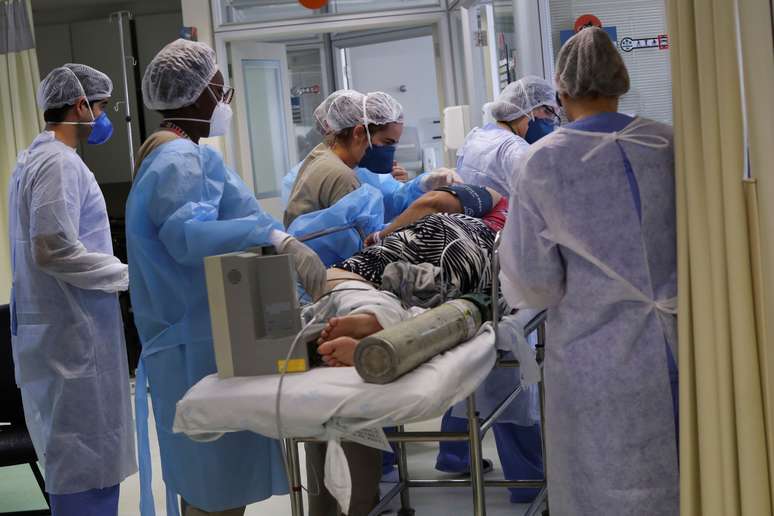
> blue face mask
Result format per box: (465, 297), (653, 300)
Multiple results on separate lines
(358, 143), (396, 174)
(87, 111), (113, 145)
(524, 118), (555, 144)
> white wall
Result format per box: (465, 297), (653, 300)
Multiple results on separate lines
(347, 35), (442, 170)
(549, 0), (673, 124)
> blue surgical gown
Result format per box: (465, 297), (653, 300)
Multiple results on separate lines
(126, 138), (288, 514)
(282, 163), (423, 223)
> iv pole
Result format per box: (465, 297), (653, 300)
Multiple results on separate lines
(109, 11), (136, 177)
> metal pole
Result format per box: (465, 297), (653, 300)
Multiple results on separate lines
(480, 383), (523, 435)
(491, 232), (501, 334)
(537, 322), (548, 514)
(286, 438), (305, 516)
(301, 431), (472, 444)
(406, 479), (544, 488)
(111, 11), (136, 177)
(394, 425), (414, 515)
(466, 394), (486, 516)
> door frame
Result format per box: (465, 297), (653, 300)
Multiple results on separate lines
(230, 41), (297, 205)
(214, 10), (457, 171)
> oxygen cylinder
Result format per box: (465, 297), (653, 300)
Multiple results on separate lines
(354, 295), (491, 384)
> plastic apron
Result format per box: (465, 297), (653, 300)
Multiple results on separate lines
(286, 183), (385, 266)
(126, 139), (288, 515)
(499, 115), (679, 515)
(8, 131), (136, 495)
(281, 163), (424, 223)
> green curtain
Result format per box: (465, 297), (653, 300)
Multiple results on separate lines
(0, 0), (42, 304)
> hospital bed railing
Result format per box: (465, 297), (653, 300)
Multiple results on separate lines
(285, 231), (549, 516)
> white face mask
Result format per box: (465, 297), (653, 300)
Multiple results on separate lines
(163, 84), (233, 137)
(207, 100), (232, 137)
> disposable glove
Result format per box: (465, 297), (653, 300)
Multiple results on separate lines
(418, 167), (463, 192)
(271, 230), (327, 300)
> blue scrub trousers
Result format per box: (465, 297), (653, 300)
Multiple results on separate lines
(50, 484), (119, 516)
(436, 410), (544, 503)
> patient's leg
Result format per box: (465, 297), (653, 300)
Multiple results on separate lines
(318, 336), (359, 367)
(319, 314), (382, 343)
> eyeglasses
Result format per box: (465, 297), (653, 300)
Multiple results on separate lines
(209, 82), (235, 104)
(544, 105), (562, 126)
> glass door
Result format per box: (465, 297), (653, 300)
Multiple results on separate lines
(230, 41), (297, 220)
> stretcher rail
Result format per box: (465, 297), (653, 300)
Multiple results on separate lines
(286, 231), (549, 516)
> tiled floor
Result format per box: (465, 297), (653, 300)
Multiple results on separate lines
(1, 404), (534, 516)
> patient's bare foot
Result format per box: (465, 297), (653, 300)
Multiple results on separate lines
(318, 314), (382, 344)
(318, 337), (359, 367)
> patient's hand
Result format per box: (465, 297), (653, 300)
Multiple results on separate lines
(364, 232), (381, 247)
(318, 337), (358, 367)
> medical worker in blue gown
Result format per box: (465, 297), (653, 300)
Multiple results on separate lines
(434, 76), (558, 504)
(9, 64), (135, 516)
(500, 27), (679, 515)
(126, 39), (327, 516)
(281, 90), (462, 265)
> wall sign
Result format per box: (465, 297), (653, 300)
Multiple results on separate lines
(619, 35), (670, 52)
(560, 14), (617, 46)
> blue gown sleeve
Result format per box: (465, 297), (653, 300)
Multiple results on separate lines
(356, 167), (424, 222)
(281, 162), (301, 207)
(499, 150), (566, 309)
(146, 144), (282, 267)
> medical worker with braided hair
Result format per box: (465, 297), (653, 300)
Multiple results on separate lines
(500, 27), (679, 515)
(126, 39), (326, 516)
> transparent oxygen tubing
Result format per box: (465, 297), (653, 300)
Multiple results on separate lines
(275, 287), (376, 497)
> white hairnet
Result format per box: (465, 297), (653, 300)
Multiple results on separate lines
(37, 64), (112, 110)
(485, 76), (557, 122)
(314, 89), (404, 134)
(555, 27), (630, 98)
(142, 38), (218, 111)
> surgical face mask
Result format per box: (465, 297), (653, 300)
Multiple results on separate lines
(87, 111), (113, 144)
(164, 85), (233, 137)
(207, 99), (233, 137)
(358, 95), (397, 174)
(525, 117), (556, 144)
(58, 100), (113, 145)
(359, 142), (396, 174)
(56, 68), (113, 144)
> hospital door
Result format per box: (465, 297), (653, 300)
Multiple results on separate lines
(231, 42), (297, 221)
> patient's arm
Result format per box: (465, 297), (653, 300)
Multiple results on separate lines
(368, 187), (501, 244)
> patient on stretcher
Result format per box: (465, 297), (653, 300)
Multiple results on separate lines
(331, 183), (506, 296)
(316, 184), (507, 366)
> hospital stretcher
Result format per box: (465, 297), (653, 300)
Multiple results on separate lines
(174, 234), (549, 516)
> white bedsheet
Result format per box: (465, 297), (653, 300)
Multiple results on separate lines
(173, 325), (497, 513)
(173, 325), (497, 441)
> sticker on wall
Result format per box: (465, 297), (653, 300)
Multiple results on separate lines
(619, 34), (670, 52)
(292, 85), (321, 96)
(560, 14), (618, 46)
(298, 0), (328, 9)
